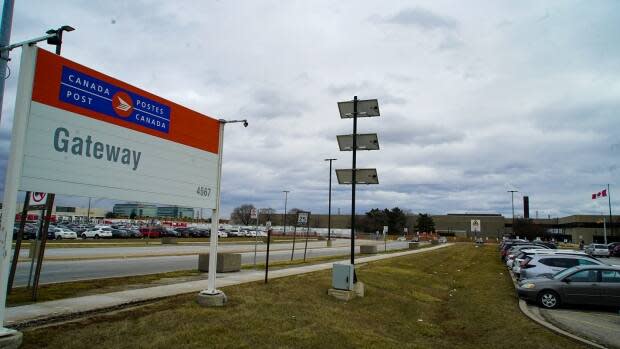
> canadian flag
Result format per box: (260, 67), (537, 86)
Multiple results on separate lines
(592, 189), (607, 200)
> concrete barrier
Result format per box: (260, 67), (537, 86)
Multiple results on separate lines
(360, 245), (378, 254)
(198, 253), (241, 273)
(408, 242), (419, 250)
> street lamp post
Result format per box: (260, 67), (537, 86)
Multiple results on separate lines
(324, 158), (337, 242)
(282, 190), (289, 235)
(508, 190), (518, 235)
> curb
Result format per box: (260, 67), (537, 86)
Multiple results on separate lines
(509, 272), (607, 348)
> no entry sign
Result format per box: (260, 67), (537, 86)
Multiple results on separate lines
(30, 192), (46, 204)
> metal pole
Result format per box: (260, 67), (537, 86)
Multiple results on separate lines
(7, 192), (29, 293)
(351, 96), (358, 265)
(0, 0), (15, 125)
(253, 210), (258, 268)
(303, 216), (310, 262)
(32, 194), (55, 301)
(26, 213), (42, 289)
(608, 184), (613, 237)
(290, 224), (297, 261)
(508, 190), (517, 235)
(206, 121), (225, 294)
(264, 227), (271, 283)
(325, 158), (336, 242)
(282, 191), (289, 236)
(603, 216), (607, 245)
(87, 197), (91, 223)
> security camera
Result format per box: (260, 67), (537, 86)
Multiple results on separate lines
(243, 120), (248, 128)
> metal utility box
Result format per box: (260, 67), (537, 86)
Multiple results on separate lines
(332, 264), (355, 290)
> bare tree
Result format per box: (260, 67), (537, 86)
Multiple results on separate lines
(230, 204), (255, 225)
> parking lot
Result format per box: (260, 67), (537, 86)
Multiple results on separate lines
(500, 240), (620, 348)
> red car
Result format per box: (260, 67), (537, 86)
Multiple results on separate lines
(139, 226), (165, 238)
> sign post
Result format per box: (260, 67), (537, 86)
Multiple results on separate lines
(383, 225), (388, 252)
(264, 221), (272, 283)
(302, 212), (311, 262)
(251, 208), (258, 267)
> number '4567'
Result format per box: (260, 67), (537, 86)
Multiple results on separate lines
(196, 186), (211, 197)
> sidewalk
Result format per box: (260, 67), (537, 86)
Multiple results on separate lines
(6, 243), (451, 327)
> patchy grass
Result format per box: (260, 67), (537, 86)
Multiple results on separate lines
(7, 270), (202, 306)
(9, 246), (421, 306)
(21, 244), (585, 349)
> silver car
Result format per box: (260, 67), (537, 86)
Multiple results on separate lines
(585, 243), (610, 257)
(517, 265), (620, 308)
(519, 254), (604, 280)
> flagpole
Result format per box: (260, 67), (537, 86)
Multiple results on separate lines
(608, 184), (613, 237)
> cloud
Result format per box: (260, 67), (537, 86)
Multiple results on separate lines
(378, 7), (457, 30)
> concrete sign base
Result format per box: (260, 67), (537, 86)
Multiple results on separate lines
(0, 330), (22, 349)
(196, 290), (228, 307)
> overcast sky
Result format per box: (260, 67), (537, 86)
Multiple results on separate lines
(1, 1), (618, 218)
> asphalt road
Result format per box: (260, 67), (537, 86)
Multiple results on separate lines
(12, 241), (410, 287)
(539, 306), (620, 348)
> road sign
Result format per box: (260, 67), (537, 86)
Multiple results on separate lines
(297, 212), (309, 225)
(250, 208), (257, 219)
(471, 220), (481, 233)
(383, 226), (388, 234)
(404, 227), (408, 233)
(30, 192), (46, 204)
(13, 47), (221, 209)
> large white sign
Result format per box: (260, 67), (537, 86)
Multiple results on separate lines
(15, 47), (221, 209)
(471, 219), (481, 233)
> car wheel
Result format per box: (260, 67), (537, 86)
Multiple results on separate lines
(538, 290), (560, 309)
(95, 234), (100, 239)
(56, 235), (62, 240)
(81, 234), (87, 239)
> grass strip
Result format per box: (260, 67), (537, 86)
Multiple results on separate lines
(21, 244), (586, 349)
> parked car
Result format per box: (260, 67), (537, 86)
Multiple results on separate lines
(110, 228), (133, 239)
(519, 254), (605, 280)
(82, 226), (113, 239)
(612, 244), (620, 257)
(139, 226), (164, 238)
(49, 227), (78, 240)
(511, 249), (587, 277)
(438, 236), (448, 244)
(517, 265), (620, 309)
(217, 230), (228, 238)
(585, 243), (610, 258)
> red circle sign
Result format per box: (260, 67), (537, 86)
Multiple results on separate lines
(32, 192), (46, 203)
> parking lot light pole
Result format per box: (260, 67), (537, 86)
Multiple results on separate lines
(324, 158), (336, 241)
(282, 190), (289, 235)
(508, 190), (518, 235)
(200, 119), (247, 303)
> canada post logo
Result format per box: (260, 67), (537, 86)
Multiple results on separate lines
(59, 67), (170, 133)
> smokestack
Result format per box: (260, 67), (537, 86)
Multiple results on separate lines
(523, 196), (529, 219)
